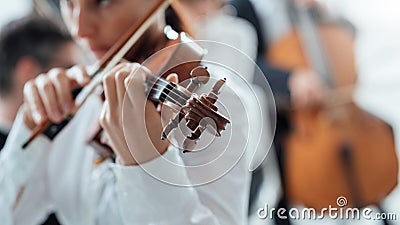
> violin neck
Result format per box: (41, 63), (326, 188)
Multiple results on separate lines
(146, 76), (190, 107)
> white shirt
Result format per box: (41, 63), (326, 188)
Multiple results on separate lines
(250, 0), (293, 44)
(0, 94), (254, 225)
(195, 11), (274, 168)
(0, 0), (31, 29)
(318, 0), (400, 124)
(0, 28), (262, 225)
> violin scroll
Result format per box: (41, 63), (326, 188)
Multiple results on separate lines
(159, 67), (230, 153)
(182, 78), (229, 152)
(160, 66), (210, 140)
(185, 66), (210, 92)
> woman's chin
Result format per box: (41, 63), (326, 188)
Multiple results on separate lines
(93, 50), (107, 59)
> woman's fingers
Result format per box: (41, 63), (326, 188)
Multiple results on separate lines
(289, 69), (325, 108)
(115, 68), (132, 105)
(100, 63), (171, 165)
(99, 89), (137, 166)
(22, 65), (92, 129)
(35, 74), (64, 123)
(165, 73), (179, 83)
(103, 71), (118, 114)
(103, 63), (130, 110)
(49, 68), (74, 114)
(66, 65), (91, 87)
(99, 101), (110, 131)
(125, 64), (147, 108)
(23, 80), (47, 126)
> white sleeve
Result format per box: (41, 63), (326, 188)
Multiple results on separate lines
(87, 149), (219, 225)
(200, 15), (258, 82)
(91, 93), (254, 225)
(0, 111), (51, 225)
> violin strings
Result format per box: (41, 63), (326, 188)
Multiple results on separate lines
(148, 77), (202, 109)
(149, 81), (190, 103)
(149, 85), (186, 108)
(146, 76), (191, 101)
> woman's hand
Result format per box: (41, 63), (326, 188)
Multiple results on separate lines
(22, 66), (90, 129)
(288, 69), (325, 108)
(293, 0), (320, 8)
(100, 63), (177, 166)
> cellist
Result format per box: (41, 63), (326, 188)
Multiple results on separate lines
(293, 0), (400, 222)
(0, 0), (255, 224)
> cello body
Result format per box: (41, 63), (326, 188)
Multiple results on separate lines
(268, 13), (398, 209)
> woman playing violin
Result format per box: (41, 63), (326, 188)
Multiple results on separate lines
(0, 0), (257, 224)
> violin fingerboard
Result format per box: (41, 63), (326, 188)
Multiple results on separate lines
(148, 80), (177, 103)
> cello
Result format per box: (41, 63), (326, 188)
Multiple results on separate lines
(268, 1), (398, 210)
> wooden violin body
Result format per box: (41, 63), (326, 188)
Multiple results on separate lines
(268, 8), (398, 209)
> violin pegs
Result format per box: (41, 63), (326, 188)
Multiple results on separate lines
(211, 78), (226, 96)
(189, 66), (210, 84)
(186, 66), (210, 92)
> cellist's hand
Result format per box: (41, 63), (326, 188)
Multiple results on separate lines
(100, 63), (176, 166)
(294, 0), (329, 12)
(288, 69), (325, 108)
(293, 0), (319, 8)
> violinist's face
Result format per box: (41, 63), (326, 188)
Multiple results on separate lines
(180, 0), (221, 19)
(60, 0), (159, 59)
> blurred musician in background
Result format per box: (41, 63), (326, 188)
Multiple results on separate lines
(0, 15), (80, 225)
(238, 0), (400, 224)
(177, 0), (258, 75)
(229, 0), (325, 108)
(227, 1), (327, 223)
(0, 15), (78, 149)
(299, 0), (400, 224)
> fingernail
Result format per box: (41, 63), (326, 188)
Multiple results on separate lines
(33, 112), (43, 124)
(54, 111), (62, 121)
(100, 136), (107, 144)
(62, 101), (72, 113)
(83, 76), (90, 84)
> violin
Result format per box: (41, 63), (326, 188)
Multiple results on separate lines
(23, 0), (230, 160)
